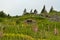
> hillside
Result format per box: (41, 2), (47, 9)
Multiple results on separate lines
(0, 6), (60, 40)
(0, 13), (60, 40)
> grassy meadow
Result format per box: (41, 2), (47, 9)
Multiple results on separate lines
(0, 7), (60, 40)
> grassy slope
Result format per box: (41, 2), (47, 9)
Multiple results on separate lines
(0, 14), (60, 40)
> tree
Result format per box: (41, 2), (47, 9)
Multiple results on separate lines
(0, 11), (7, 17)
(30, 9), (33, 13)
(34, 9), (38, 14)
(41, 5), (47, 13)
(23, 8), (27, 15)
(40, 5), (48, 17)
(49, 6), (53, 13)
(8, 14), (10, 17)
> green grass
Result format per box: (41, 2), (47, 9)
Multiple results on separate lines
(0, 14), (60, 40)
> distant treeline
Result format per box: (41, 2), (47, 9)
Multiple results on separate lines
(0, 11), (10, 18)
(23, 5), (58, 14)
(0, 5), (60, 18)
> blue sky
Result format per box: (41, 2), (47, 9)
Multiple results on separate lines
(0, 0), (60, 16)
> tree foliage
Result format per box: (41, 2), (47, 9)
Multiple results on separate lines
(8, 14), (10, 17)
(34, 9), (38, 14)
(49, 6), (53, 13)
(0, 11), (7, 17)
(41, 5), (47, 13)
(23, 8), (27, 15)
(30, 9), (33, 13)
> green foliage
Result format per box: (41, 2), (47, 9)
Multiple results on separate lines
(34, 9), (38, 14)
(41, 5), (47, 13)
(0, 11), (7, 17)
(16, 19), (20, 24)
(0, 18), (3, 22)
(23, 8), (27, 15)
(0, 9), (60, 40)
(49, 6), (53, 13)
(30, 9), (33, 13)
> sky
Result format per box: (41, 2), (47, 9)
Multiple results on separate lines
(0, 0), (60, 16)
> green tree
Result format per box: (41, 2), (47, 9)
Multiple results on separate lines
(23, 8), (27, 15)
(30, 9), (33, 13)
(8, 14), (10, 17)
(40, 5), (48, 17)
(0, 11), (7, 17)
(41, 5), (47, 13)
(34, 9), (38, 14)
(49, 6), (53, 13)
